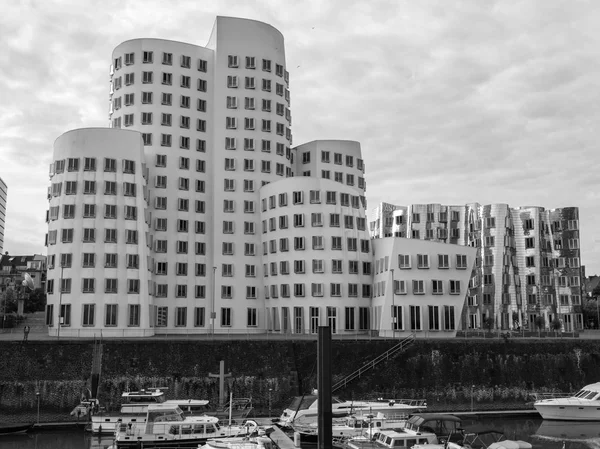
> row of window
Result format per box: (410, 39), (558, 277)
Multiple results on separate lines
(396, 215), (579, 235)
(390, 304), (457, 332)
(382, 279), (463, 295)
(262, 214), (367, 232)
(52, 158), (135, 175)
(262, 236), (370, 254)
(225, 75), (289, 101)
(50, 180), (140, 197)
(47, 228), (140, 245)
(113, 52), (208, 73)
(262, 190), (363, 210)
(112, 72), (208, 91)
(47, 278), (141, 294)
(466, 293), (582, 306)
(226, 55), (286, 79)
(263, 259), (372, 276)
(393, 254), (470, 270)
(48, 204), (140, 221)
(306, 151), (365, 172)
(319, 170), (366, 190)
(468, 273), (581, 288)
(48, 253), (139, 270)
(264, 282), (373, 299)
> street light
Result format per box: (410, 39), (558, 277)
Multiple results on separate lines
(36, 390), (40, 425)
(211, 266), (217, 336)
(57, 265), (64, 340)
(268, 388), (273, 418)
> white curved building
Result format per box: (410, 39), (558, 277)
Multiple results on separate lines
(47, 128), (150, 337)
(260, 177), (372, 334)
(0, 176), (6, 254)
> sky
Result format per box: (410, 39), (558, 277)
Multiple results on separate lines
(1, 0), (599, 274)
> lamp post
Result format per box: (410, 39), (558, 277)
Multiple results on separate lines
(268, 387), (273, 418)
(211, 266), (217, 336)
(36, 390), (40, 425)
(390, 269), (395, 338)
(57, 265), (64, 340)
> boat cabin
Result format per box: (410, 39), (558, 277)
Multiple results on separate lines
(403, 414), (461, 436)
(348, 430), (434, 449)
(144, 404), (221, 436)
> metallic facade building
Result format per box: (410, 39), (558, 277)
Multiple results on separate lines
(369, 203), (584, 332)
(0, 176), (6, 254)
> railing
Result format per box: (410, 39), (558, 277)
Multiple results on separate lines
(332, 333), (416, 392)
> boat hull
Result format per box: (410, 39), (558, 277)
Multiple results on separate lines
(535, 402), (600, 421)
(0, 423), (33, 435)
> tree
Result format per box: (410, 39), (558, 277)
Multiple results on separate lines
(483, 316), (495, 334)
(0, 288), (18, 314)
(534, 316), (545, 335)
(551, 318), (562, 335)
(24, 288), (46, 313)
(583, 297), (599, 329)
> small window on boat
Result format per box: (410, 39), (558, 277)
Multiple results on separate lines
(385, 437), (393, 446)
(585, 392), (598, 400)
(206, 425), (216, 434)
(407, 440), (416, 447)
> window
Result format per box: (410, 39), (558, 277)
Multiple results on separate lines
(83, 180), (96, 194)
(162, 72), (172, 85)
(417, 254), (429, 268)
(431, 280), (443, 295)
(449, 280), (461, 295)
(413, 280), (425, 294)
(83, 228), (96, 242)
(438, 254), (449, 269)
(105, 279), (118, 294)
(525, 237), (535, 249)
(82, 304), (95, 326)
(344, 215), (354, 229)
(456, 254), (468, 269)
(194, 307), (205, 326)
(294, 260), (306, 274)
(245, 118), (255, 130)
(485, 236), (495, 246)
(294, 283), (305, 297)
(142, 71), (153, 83)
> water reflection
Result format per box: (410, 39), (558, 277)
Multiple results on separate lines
(534, 420), (600, 448)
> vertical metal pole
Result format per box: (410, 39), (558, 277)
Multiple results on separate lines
(57, 265), (64, 340)
(211, 266), (217, 336)
(318, 326), (332, 449)
(390, 269), (395, 337)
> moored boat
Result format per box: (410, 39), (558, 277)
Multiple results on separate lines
(200, 434), (277, 449)
(91, 389), (252, 434)
(293, 412), (409, 442)
(339, 427), (438, 449)
(534, 381), (600, 421)
(112, 404), (269, 449)
(278, 393), (426, 428)
(0, 422), (33, 435)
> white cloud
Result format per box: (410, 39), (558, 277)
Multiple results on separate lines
(1, 0), (599, 273)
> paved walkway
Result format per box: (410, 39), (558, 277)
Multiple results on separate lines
(2, 313), (600, 341)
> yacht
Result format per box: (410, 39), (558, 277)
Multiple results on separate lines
(111, 404), (268, 449)
(534, 381), (600, 420)
(91, 389), (252, 434)
(278, 394), (426, 428)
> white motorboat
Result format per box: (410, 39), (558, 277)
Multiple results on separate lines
(339, 427), (438, 449)
(91, 388), (210, 434)
(534, 381), (600, 420)
(112, 404), (268, 449)
(293, 412), (407, 441)
(278, 393), (426, 428)
(91, 389), (253, 434)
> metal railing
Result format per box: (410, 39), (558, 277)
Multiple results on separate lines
(332, 333), (416, 392)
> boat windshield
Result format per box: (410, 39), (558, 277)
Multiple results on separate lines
(583, 391), (599, 400)
(575, 389), (589, 398)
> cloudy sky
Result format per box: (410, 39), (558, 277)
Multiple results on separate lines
(1, 0), (599, 274)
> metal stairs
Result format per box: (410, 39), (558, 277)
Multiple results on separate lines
(332, 333), (416, 393)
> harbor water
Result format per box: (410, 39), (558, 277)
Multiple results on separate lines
(2, 417), (600, 449)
